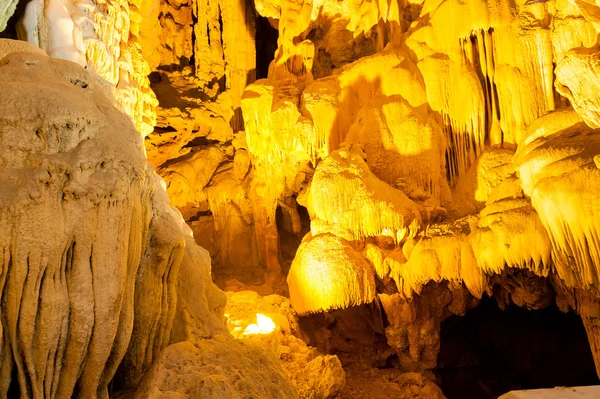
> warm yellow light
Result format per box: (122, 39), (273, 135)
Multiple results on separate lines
(242, 313), (277, 336)
(256, 313), (276, 333)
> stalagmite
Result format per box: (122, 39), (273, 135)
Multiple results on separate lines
(6, 0), (600, 395)
(0, 44), (301, 398)
(0, 51), (154, 398)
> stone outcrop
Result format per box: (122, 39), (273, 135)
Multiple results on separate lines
(134, 338), (298, 399)
(6, 0), (600, 395)
(236, 0), (600, 382)
(0, 50), (155, 398)
(224, 291), (346, 398)
(0, 45), (298, 398)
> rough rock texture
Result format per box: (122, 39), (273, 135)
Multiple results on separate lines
(342, 370), (446, 399)
(0, 0), (18, 32)
(134, 338), (298, 399)
(0, 39), (46, 59)
(140, 0), (263, 281)
(236, 0), (600, 381)
(224, 291), (346, 398)
(0, 50), (155, 398)
(13, 0), (158, 136)
(380, 283), (477, 371)
(556, 47), (600, 128)
(0, 46), (298, 399)
(7, 0), (600, 395)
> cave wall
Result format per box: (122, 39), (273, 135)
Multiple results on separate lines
(238, 0), (600, 376)
(4, 0), (600, 396)
(0, 42), (301, 398)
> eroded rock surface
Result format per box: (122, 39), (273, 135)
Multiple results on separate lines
(0, 46), (298, 399)
(5, 0), (600, 395)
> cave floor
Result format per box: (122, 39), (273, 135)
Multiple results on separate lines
(339, 360), (424, 398)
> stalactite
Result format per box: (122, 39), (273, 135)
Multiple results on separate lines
(516, 109), (600, 293)
(299, 146), (423, 244)
(16, 0), (158, 137)
(288, 234), (377, 315)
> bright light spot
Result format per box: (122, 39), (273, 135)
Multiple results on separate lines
(256, 313), (277, 333)
(241, 313), (277, 336)
(242, 324), (261, 335)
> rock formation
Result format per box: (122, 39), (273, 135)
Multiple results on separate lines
(4, 0), (600, 396)
(0, 45), (298, 398)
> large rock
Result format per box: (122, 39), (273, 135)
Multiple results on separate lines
(345, 95), (447, 206)
(299, 146), (423, 242)
(0, 39), (46, 60)
(287, 233), (377, 315)
(556, 47), (600, 129)
(134, 338), (299, 399)
(515, 109), (600, 291)
(0, 50), (155, 398)
(0, 48), (298, 399)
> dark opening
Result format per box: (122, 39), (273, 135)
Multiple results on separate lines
(276, 201), (310, 276)
(7, 366), (20, 397)
(255, 16), (278, 79)
(437, 295), (599, 399)
(1, 0), (34, 39)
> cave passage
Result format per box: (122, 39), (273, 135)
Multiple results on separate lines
(437, 296), (600, 399)
(255, 15), (278, 79)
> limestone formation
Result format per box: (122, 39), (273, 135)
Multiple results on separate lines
(0, 50), (155, 398)
(0, 36), (46, 59)
(134, 338), (298, 399)
(16, 0), (158, 137)
(5, 0), (600, 396)
(224, 291), (346, 398)
(0, 0), (18, 32)
(0, 46), (298, 398)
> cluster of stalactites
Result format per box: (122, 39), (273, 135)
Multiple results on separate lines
(256, 0), (407, 82)
(288, 145), (553, 315)
(516, 109), (600, 295)
(404, 0), (556, 184)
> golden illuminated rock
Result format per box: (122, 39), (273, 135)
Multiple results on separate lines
(515, 109), (600, 291)
(288, 233), (377, 315)
(225, 291), (346, 398)
(300, 146), (423, 242)
(556, 47), (600, 129)
(345, 95), (447, 206)
(7, 0), (600, 394)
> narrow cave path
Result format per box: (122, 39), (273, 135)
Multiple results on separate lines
(255, 14), (278, 79)
(437, 296), (600, 399)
